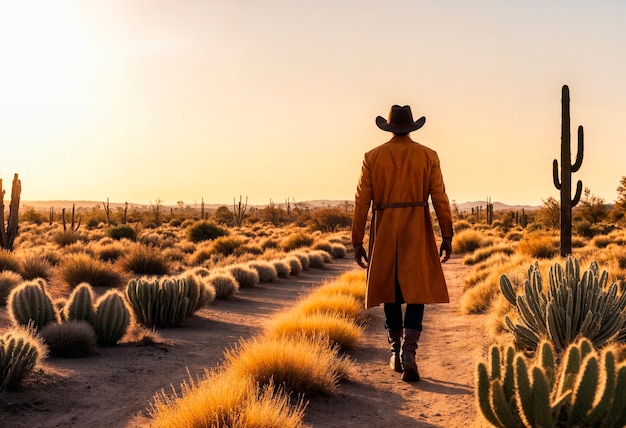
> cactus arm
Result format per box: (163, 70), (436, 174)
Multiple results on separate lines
(572, 125), (584, 172)
(500, 275), (518, 306)
(476, 363), (506, 428)
(491, 381), (524, 428)
(584, 350), (616, 425)
(569, 355), (599, 422)
(514, 355), (534, 427)
(530, 367), (553, 428)
(571, 180), (583, 207)
(606, 365), (626, 427)
(552, 159), (562, 190)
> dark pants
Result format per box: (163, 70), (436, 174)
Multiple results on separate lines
(383, 276), (424, 331)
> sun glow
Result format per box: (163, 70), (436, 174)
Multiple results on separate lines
(0, 2), (109, 141)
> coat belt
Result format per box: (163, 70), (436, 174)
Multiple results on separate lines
(373, 201), (428, 211)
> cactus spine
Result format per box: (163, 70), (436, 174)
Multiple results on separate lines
(0, 326), (47, 390)
(476, 339), (626, 427)
(7, 279), (59, 329)
(553, 84), (584, 257)
(500, 257), (626, 353)
(63, 282), (96, 324)
(93, 290), (130, 346)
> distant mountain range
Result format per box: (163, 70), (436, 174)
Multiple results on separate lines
(19, 199), (540, 212)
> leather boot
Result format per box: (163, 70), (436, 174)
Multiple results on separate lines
(401, 328), (421, 382)
(387, 329), (403, 372)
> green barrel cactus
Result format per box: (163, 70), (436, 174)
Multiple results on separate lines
(500, 257), (626, 353)
(7, 279), (59, 329)
(0, 326), (47, 390)
(126, 276), (190, 328)
(93, 290), (130, 346)
(179, 272), (215, 316)
(63, 282), (96, 324)
(477, 338), (626, 427)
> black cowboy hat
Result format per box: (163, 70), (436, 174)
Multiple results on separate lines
(376, 105), (426, 133)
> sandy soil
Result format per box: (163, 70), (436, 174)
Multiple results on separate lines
(0, 255), (487, 428)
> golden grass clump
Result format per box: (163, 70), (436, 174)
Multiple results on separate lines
(118, 244), (170, 275)
(266, 311), (363, 352)
(271, 260), (291, 279)
(280, 232), (314, 252)
(0, 249), (21, 274)
(307, 250), (328, 269)
(211, 235), (246, 257)
(282, 255), (302, 276)
(247, 261), (278, 283)
(95, 242), (126, 262)
(452, 229), (490, 254)
(19, 252), (53, 280)
(227, 264), (260, 288)
(206, 270), (239, 299)
(59, 253), (123, 288)
(319, 270), (367, 303)
(292, 292), (364, 324)
(289, 251), (310, 270)
(0, 271), (23, 305)
(459, 254), (531, 315)
(517, 231), (559, 259)
(225, 334), (349, 396)
(149, 369), (305, 428)
(462, 244), (515, 266)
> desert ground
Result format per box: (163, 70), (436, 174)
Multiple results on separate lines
(0, 254), (486, 428)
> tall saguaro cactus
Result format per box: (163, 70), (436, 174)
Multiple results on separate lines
(0, 174), (21, 251)
(553, 85), (584, 257)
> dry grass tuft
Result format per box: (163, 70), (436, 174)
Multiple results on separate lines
(282, 256), (302, 276)
(207, 270), (239, 299)
(149, 369), (305, 428)
(516, 231), (559, 259)
(266, 311), (363, 352)
(225, 334), (349, 396)
(39, 320), (98, 358)
(247, 261), (278, 283)
(59, 253), (123, 288)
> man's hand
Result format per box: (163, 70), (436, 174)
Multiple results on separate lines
(439, 237), (452, 263)
(354, 244), (369, 269)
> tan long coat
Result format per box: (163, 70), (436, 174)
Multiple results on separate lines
(352, 135), (453, 309)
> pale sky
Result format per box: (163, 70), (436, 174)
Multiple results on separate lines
(0, 0), (625, 207)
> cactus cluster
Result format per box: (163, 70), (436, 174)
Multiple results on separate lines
(7, 279), (59, 329)
(500, 257), (626, 353)
(0, 326), (47, 390)
(477, 338), (626, 427)
(8, 280), (130, 347)
(126, 277), (191, 328)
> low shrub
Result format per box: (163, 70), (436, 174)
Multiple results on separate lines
(118, 244), (170, 275)
(106, 225), (137, 241)
(53, 230), (81, 247)
(271, 260), (291, 278)
(290, 251), (310, 270)
(39, 320), (98, 358)
(19, 253), (52, 280)
(211, 236), (245, 257)
(247, 261), (278, 283)
(187, 221), (228, 243)
(206, 271), (239, 299)
(452, 229), (486, 254)
(59, 253), (123, 288)
(280, 232), (314, 252)
(307, 251), (327, 269)
(0, 249), (21, 273)
(283, 256), (302, 276)
(227, 264), (259, 288)
(516, 231), (558, 259)
(329, 243), (347, 259)
(0, 271), (23, 305)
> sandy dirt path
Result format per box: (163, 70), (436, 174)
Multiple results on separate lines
(0, 255), (486, 427)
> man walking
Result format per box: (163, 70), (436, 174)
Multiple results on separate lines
(352, 104), (453, 382)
